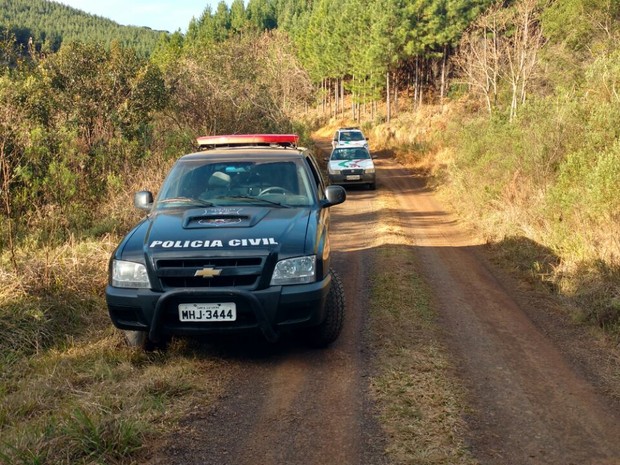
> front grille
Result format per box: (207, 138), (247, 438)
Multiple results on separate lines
(155, 257), (264, 289)
(158, 258), (261, 268)
(341, 169), (364, 175)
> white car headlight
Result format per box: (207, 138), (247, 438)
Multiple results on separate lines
(270, 256), (316, 285)
(328, 166), (341, 175)
(112, 260), (151, 288)
(365, 168), (376, 174)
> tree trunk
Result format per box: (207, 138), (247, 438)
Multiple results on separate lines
(341, 79), (345, 116)
(414, 57), (420, 109)
(440, 45), (448, 103)
(334, 78), (339, 119)
(327, 78), (332, 116)
(394, 72), (398, 115)
(351, 76), (356, 120)
(386, 71), (391, 123)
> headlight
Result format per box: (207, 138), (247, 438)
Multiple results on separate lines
(111, 260), (151, 288)
(365, 168), (376, 174)
(328, 167), (341, 175)
(270, 256), (316, 285)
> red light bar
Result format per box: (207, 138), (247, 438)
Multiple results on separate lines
(197, 134), (299, 149)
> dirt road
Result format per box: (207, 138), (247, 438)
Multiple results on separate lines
(380, 154), (620, 465)
(145, 139), (620, 465)
(144, 142), (388, 465)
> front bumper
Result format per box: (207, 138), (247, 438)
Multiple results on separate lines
(106, 275), (331, 343)
(328, 172), (375, 186)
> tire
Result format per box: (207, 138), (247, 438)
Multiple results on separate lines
(123, 330), (166, 351)
(306, 269), (345, 348)
(368, 182), (376, 190)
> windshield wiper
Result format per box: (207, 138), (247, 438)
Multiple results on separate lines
(224, 195), (291, 208)
(157, 197), (214, 207)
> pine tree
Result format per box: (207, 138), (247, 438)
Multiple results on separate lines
(230, 0), (247, 34)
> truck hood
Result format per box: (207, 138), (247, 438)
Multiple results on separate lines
(120, 206), (313, 260)
(329, 158), (374, 171)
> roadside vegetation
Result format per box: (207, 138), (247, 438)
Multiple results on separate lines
(0, 22), (311, 465)
(1, 0), (619, 462)
(369, 0), (620, 335)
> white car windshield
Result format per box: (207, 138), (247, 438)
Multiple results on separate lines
(331, 148), (371, 161)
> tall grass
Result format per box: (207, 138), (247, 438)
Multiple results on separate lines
(0, 154), (226, 465)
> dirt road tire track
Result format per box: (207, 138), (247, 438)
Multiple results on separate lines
(143, 163), (388, 465)
(378, 155), (620, 465)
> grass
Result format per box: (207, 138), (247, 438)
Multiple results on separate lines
(0, 311), (227, 464)
(368, 191), (478, 465)
(368, 100), (620, 339)
(3, 97), (619, 463)
(0, 220), (228, 464)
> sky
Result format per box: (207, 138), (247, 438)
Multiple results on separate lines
(54, 0), (228, 33)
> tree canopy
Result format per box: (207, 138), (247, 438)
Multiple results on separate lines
(0, 0), (164, 56)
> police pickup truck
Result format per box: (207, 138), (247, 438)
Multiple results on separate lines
(105, 134), (346, 349)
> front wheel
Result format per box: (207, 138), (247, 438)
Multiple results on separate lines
(305, 269), (345, 348)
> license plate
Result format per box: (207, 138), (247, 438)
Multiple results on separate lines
(178, 303), (236, 322)
(346, 175), (361, 180)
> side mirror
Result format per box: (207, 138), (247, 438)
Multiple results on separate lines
(323, 185), (346, 207)
(134, 191), (154, 211)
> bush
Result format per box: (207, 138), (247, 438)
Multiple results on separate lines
(440, 66), (620, 330)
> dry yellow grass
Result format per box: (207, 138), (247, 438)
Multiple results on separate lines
(364, 102), (620, 336)
(0, 157), (227, 465)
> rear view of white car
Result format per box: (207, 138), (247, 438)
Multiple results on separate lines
(332, 127), (368, 149)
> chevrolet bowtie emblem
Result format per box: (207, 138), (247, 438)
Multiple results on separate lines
(194, 267), (222, 278)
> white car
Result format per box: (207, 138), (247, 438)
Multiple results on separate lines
(327, 146), (376, 190)
(332, 127), (368, 149)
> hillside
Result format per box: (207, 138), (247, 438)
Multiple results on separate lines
(0, 0), (165, 55)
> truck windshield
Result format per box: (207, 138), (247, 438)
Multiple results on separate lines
(155, 159), (315, 208)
